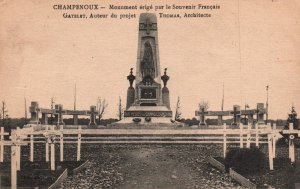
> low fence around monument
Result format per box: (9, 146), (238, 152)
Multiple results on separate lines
(229, 168), (257, 189)
(48, 169), (68, 189)
(1, 123), (299, 189)
(207, 156), (225, 172)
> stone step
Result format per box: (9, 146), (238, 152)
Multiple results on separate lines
(107, 123), (185, 129)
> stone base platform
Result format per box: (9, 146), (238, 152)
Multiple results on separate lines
(118, 105), (178, 127)
(107, 122), (185, 129)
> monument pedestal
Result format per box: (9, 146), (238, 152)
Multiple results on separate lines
(111, 13), (180, 128)
(110, 106), (184, 127)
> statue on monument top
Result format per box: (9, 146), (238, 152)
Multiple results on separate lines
(141, 41), (155, 78)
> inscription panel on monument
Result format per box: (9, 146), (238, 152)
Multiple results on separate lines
(141, 88), (156, 99)
(124, 111), (172, 117)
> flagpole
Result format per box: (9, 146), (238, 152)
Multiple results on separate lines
(24, 85), (27, 125)
(221, 84), (224, 111)
(266, 85), (269, 124)
(24, 97), (27, 124)
(74, 83), (77, 111)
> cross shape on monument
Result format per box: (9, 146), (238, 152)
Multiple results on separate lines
(145, 18), (152, 35)
(29, 102), (40, 124)
(87, 106), (98, 126)
(231, 106), (240, 126)
(54, 105), (66, 126)
(87, 106), (98, 116)
(55, 107), (65, 115)
(198, 108), (208, 126)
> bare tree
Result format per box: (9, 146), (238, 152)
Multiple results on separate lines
(174, 96), (182, 121)
(198, 100), (209, 112)
(24, 97), (28, 124)
(117, 96), (124, 121)
(97, 97), (108, 123)
(50, 97), (55, 125)
(1, 101), (8, 126)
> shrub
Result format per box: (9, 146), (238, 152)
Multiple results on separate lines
(276, 137), (300, 148)
(295, 138), (300, 148)
(224, 147), (266, 175)
(276, 137), (289, 147)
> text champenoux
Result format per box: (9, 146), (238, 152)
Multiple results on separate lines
(53, 4), (100, 10)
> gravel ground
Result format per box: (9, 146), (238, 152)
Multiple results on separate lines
(248, 144), (300, 189)
(58, 144), (244, 189)
(3, 142), (299, 188)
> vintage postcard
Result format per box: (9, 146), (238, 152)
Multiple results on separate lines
(0, 0), (299, 188)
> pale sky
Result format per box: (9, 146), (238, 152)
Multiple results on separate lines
(0, 0), (299, 119)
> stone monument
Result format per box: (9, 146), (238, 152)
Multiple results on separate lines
(116, 13), (177, 125)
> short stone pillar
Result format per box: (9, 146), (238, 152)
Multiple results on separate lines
(88, 106), (97, 126)
(162, 87), (170, 109)
(126, 87), (135, 109)
(218, 115), (223, 125)
(42, 113), (48, 125)
(29, 101), (40, 124)
(161, 68), (170, 109)
(126, 68), (136, 109)
(231, 105), (241, 126)
(247, 114), (254, 126)
(198, 108), (207, 126)
(256, 103), (265, 125)
(55, 104), (65, 126)
(73, 115), (78, 125)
